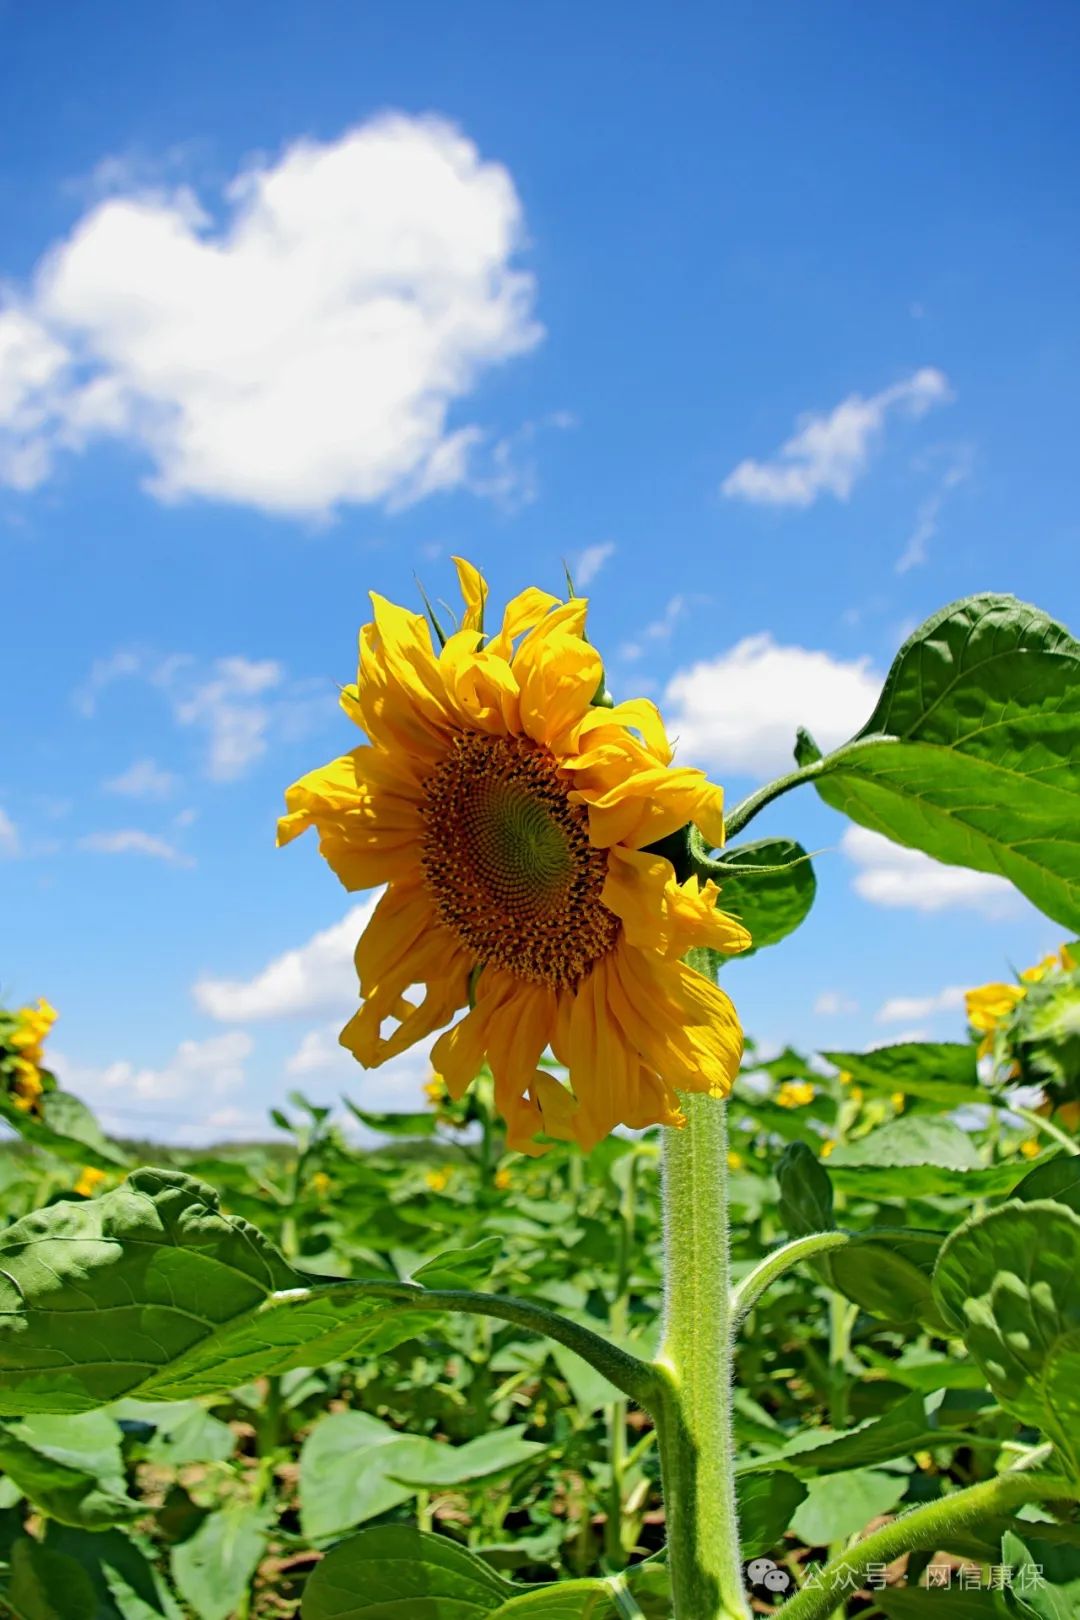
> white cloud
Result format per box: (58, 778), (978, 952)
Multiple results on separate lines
(814, 990), (858, 1016)
(75, 646), (334, 780)
(574, 542), (616, 588)
(194, 899), (377, 1022)
(172, 655), (284, 780)
(722, 369), (952, 508)
(620, 595), (699, 664)
(0, 808), (20, 858)
(53, 1030), (251, 1106)
(843, 827), (1018, 916)
(1, 114), (540, 516)
(78, 828), (193, 866)
(51, 1032), (256, 1144)
(103, 756), (177, 799)
(663, 633), (880, 775)
(895, 447), (973, 574)
(876, 985), (967, 1023)
(287, 1019), (440, 1115)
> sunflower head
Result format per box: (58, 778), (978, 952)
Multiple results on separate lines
(279, 559), (748, 1154)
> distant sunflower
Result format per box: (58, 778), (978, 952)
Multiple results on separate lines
(279, 560), (748, 1153)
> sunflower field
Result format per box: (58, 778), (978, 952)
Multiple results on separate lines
(1, 580), (1079, 1620)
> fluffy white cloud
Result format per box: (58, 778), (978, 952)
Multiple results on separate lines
(172, 656), (284, 780)
(2, 114), (540, 515)
(843, 828), (1018, 915)
(876, 985), (967, 1023)
(574, 542), (616, 588)
(663, 634), (880, 776)
(54, 1030), (251, 1106)
(78, 828), (193, 866)
(0, 808), (20, 857)
(895, 447), (973, 574)
(194, 899), (377, 1022)
(75, 646), (334, 781)
(103, 756), (177, 799)
(287, 1020), (439, 1116)
(722, 369), (951, 508)
(814, 990), (858, 1016)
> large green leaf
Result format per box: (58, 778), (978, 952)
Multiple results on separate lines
(6, 1537), (98, 1620)
(0, 1169), (438, 1413)
(934, 1199), (1080, 1469)
(0, 1418), (139, 1529)
(735, 1471), (808, 1555)
(776, 1142), (835, 1237)
(0, 1089), (129, 1171)
(41, 1526), (183, 1620)
(709, 838), (816, 956)
(299, 1412), (543, 1541)
(744, 1392), (938, 1478)
(301, 1527), (670, 1620)
(170, 1502), (269, 1620)
(1012, 1154), (1080, 1216)
(809, 594), (1080, 930)
(822, 1042), (984, 1107)
(790, 1468), (908, 1546)
(825, 1115), (1031, 1199)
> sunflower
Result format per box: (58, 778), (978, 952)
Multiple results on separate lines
(2, 998), (57, 1116)
(279, 559), (748, 1153)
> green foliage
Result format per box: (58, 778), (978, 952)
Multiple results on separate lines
(1, 587), (1077, 1616)
(809, 594), (1080, 931)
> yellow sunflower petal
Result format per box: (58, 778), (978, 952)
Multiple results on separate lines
(453, 556), (488, 632)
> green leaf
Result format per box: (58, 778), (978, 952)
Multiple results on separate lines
(344, 1099), (437, 1137)
(170, 1502), (269, 1620)
(412, 1236), (503, 1290)
(736, 1471), (808, 1554)
(1012, 1154), (1080, 1216)
(301, 1525), (513, 1619)
(41, 1525), (183, 1620)
(0, 1418), (139, 1529)
(828, 1234), (949, 1331)
(934, 1199), (1080, 1466)
(299, 1413), (544, 1541)
(877, 1590), (1004, 1618)
(1001, 1528), (1080, 1620)
(791, 1468), (909, 1546)
(822, 1042), (984, 1107)
(709, 838), (816, 956)
(747, 1392), (938, 1477)
(0, 1090), (129, 1170)
(776, 1142), (835, 1237)
(7, 1537), (98, 1620)
(300, 1526), (670, 1620)
(812, 594), (1080, 931)
(829, 1116), (982, 1172)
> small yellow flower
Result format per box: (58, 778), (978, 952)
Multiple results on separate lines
(310, 1171), (331, 1198)
(914, 1450), (934, 1472)
(820, 1139), (835, 1158)
(891, 1091), (905, 1111)
(73, 1166), (106, 1198)
(1019, 1138), (1041, 1159)
(776, 1080), (815, 1109)
(837, 1070), (853, 1086)
(726, 1150), (744, 1171)
(425, 1167), (453, 1193)
(493, 1167), (512, 1191)
(9, 1058), (44, 1112)
(1062, 944), (1077, 972)
(11, 999), (58, 1060)
(850, 1085), (864, 1107)
(423, 1076), (445, 1105)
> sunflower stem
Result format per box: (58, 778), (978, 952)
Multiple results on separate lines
(655, 1064), (751, 1618)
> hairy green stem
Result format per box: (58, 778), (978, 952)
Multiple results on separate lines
(731, 1233), (850, 1325)
(780, 1472), (1080, 1620)
(655, 1087), (751, 1620)
(1007, 1103), (1080, 1156)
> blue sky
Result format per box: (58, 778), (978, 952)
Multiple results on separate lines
(2, 1), (1077, 1142)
